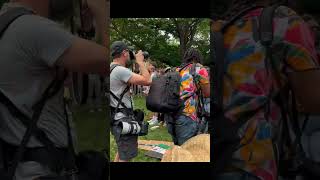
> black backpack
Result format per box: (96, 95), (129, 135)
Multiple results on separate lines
(146, 63), (196, 113)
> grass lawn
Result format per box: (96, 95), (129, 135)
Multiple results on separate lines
(72, 104), (109, 155)
(110, 96), (173, 162)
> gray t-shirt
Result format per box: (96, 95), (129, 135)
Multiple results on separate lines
(0, 4), (76, 148)
(110, 63), (133, 109)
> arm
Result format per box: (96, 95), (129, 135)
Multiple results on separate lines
(20, 15), (108, 76)
(197, 66), (210, 98)
(58, 37), (108, 75)
(280, 7), (318, 70)
(127, 51), (151, 86)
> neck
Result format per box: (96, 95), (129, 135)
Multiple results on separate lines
(113, 59), (126, 67)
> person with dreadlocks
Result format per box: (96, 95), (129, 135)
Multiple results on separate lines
(166, 48), (210, 146)
(212, 0), (318, 179)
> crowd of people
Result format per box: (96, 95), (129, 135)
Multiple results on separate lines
(109, 41), (210, 162)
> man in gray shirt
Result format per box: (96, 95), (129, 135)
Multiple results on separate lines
(0, 0), (107, 179)
(110, 41), (151, 162)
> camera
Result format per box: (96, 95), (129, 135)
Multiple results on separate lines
(142, 51), (150, 59)
(128, 47), (150, 60)
(116, 109), (149, 136)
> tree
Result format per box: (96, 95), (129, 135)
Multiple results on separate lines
(166, 18), (203, 58)
(0, 0), (8, 8)
(106, 0), (110, 58)
(111, 18), (210, 66)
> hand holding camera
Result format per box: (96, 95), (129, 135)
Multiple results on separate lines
(135, 50), (145, 66)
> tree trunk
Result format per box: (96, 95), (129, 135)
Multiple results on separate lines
(179, 31), (187, 61)
(174, 19), (202, 62)
(106, 0), (110, 59)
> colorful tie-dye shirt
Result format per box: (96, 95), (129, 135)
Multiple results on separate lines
(177, 63), (209, 121)
(221, 6), (318, 180)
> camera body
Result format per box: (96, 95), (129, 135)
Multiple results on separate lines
(128, 48), (150, 73)
(128, 48), (150, 60)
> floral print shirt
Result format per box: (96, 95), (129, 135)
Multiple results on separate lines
(177, 63), (209, 121)
(221, 6), (318, 180)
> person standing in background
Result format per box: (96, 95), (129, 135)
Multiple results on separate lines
(88, 74), (103, 112)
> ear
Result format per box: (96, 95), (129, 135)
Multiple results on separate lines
(122, 51), (127, 57)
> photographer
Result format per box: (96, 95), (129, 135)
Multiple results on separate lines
(0, 0), (107, 179)
(110, 41), (151, 162)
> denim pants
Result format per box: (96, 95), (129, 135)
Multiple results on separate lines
(167, 115), (199, 146)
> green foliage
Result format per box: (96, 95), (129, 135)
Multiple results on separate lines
(0, 0), (8, 8)
(111, 18), (210, 67)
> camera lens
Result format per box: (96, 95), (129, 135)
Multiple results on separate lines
(119, 121), (141, 135)
(142, 51), (149, 59)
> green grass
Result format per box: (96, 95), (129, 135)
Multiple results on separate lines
(67, 96), (172, 162)
(110, 96), (172, 162)
(72, 104), (109, 155)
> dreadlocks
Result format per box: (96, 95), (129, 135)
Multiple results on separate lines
(222, 0), (256, 21)
(183, 48), (203, 64)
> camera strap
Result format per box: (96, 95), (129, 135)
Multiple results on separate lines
(110, 64), (132, 119)
(0, 7), (68, 178)
(62, 98), (78, 176)
(0, 68), (68, 178)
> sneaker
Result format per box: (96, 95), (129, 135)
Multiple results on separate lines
(149, 119), (159, 126)
(97, 108), (103, 112)
(147, 117), (155, 123)
(150, 126), (159, 130)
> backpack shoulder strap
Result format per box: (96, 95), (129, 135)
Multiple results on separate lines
(259, 5), (279, 47)
(109, 64), (131, 111)
(177, 62), (196, 72)
(0, 7), (33, 38)
(1, 69), (68, 178)
(211, 30), (225, 116)
(110, 63), (120, 73)
(211, 5), (273, 175)
(190, 63), (199, 92)
(0, 7), (69, 177)
(190, 63), (206, 117)
(212, 4), (263, 113)
(259, 5), (290, 175)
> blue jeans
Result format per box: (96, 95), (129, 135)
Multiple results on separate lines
(167, 115), (199, 145)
